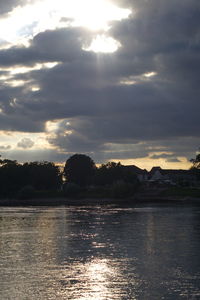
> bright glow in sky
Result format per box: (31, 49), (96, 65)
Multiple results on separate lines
(116, 157), (191, 171)
(84, 34), (121, 53)
(0, 62), (60, 88)
(119, 71), (157, 85)
(0, 0), (131, 52)
(144, 72), (157, 78)
(0, 131), (48, 150)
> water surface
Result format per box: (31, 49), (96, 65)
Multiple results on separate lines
(0, 203), (200, 299)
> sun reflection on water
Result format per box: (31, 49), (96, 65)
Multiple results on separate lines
(1, 206), (200, 300)
(57, 256), (138, 300)
(76, 259), (113, 300)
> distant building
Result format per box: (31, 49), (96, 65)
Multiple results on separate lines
(123, 165), (149, 182)
(149, 167), (200, 186)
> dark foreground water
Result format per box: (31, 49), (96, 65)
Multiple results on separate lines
(0, 203), (200, 300)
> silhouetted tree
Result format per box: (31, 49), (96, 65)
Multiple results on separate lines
(190, 153), (200, 169)
(94, 162), (123, 185)
(0, 159), (62, 197)
(190, 153), (200, 180)
(0, 159), (24, 196)
(22, 161), (62, 190)
(95, 161), (139, 186)
(64, 154), (96, 186)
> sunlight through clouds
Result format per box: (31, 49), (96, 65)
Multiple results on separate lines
(0, 0), (131, 52)
(9, 62), (60, 75)
(0, 62), (60, 88)
(119, 71), (158, 85)
(0, 0), (197, 167)
(84, 34), (121, 53)
(66, 0), (131, 30)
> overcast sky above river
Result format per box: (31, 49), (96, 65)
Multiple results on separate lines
(0, 0), (199, 169)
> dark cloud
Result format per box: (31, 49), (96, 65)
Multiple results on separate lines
(0, 28), (95, 66)
(0, 0), (24, 15)
(48, 116), (199, 163)
(0, 93), (45, 131)
(0, 0), (199, 165)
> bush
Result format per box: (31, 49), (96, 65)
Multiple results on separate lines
(17, 185), (35, 200)
(62, 182), (81, 197)
(82, 185), (110, 198)
(33, 190), (63, 198)
(110, 181), (137, 198)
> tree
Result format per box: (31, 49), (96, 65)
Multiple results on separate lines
(190, 153), (200, 169)
(64, 154), (96, 186)
(22, 161), (62, 190)
(0, 159), (24, 197)
(0, 159), (62, 198)
(94, 161), (139, 186)
(95, 162), (123, 185)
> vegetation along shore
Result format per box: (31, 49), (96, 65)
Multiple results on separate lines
(0, 153), (200, 206)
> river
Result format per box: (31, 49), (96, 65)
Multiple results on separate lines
(0, 203), (200, 299)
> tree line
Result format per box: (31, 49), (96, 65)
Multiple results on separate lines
(0, 159), (62, 198)
(1, 152), (199, 199)
(0, 154), (139, 199)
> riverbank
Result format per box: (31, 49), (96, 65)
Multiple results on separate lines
(1, 186), (200, 206)
(0, 195), (200, 206)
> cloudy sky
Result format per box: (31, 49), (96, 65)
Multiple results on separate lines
(0, 0), (199, 169)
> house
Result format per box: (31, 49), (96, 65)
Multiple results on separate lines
(124, 165), (149, 182)
(149, 167), (200, 186)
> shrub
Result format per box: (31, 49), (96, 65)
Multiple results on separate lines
(17, 185), (35, 200)
(110, 181), (137, 198)
(62, 182), (81, 197)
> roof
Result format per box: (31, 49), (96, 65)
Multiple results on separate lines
(123, 165), (148, 174)
(150, 167), (196, 177)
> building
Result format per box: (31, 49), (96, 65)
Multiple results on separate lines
(149, 167), (200, 186)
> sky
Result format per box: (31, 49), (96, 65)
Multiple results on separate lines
(0, 0), (199, 170)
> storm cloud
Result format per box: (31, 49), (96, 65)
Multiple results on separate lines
(0, 0), (23, 15)
(0, 0), (199, 167)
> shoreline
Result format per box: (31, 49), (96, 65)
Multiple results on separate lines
(0, 196), (200, 207)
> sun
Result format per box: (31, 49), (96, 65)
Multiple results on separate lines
(0, 0), (131, 53)
(84, 34), (121, 53)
